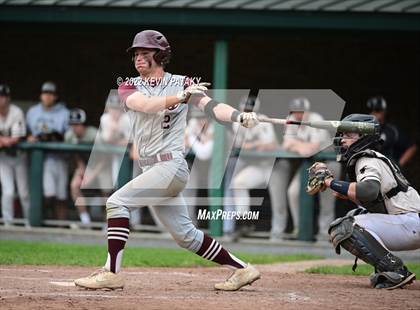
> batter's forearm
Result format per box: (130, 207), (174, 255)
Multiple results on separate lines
(197, 96), (238, 123)
(126, 92), (181, 113)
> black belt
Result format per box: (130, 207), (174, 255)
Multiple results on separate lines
(138, 152), (173, 167)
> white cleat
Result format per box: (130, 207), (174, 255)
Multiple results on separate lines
(74, 268), (124, 290)
(214, 263), (261, 291)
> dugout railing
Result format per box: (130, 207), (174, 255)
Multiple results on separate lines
(2, 142), (335, 241)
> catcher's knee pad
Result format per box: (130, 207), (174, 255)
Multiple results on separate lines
(329, 216), (404, 273)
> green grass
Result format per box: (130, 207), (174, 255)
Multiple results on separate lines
(306, 263), (420, 276)
(0, 240), (322, 267)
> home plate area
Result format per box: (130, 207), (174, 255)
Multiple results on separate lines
(0, 262), (418, 310)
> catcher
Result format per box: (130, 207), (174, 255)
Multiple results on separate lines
(306, 114), (420, 290)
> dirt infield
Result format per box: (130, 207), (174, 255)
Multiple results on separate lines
(0, 260), (419, 310)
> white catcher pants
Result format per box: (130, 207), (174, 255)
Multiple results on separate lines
(106, 157), (204, 252)
(355, 212), (420, 252)
(0, 153), (30, 224)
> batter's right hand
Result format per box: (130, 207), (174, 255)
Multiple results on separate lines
(177, 82), (210, 103)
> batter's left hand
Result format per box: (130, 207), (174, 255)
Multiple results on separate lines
(237, 112), (259, 128)
(177, 82), (210, 103)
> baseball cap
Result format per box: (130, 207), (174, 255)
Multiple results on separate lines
(69, 108), (87, 125)
(0, 84), (11, 97)
(41, 81), (57, 94)
(106, 93), (122, 109)
(289, 97), (310, 112)
(367, 96), (387, 112)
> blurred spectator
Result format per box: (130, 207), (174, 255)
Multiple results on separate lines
(228, 96), (279, 240)
(99, 94), (131, 185)
(184, 107), (214, 224)
(269, 97), (336, 240)
(367, 96), (417, 167)
(0, 84), (30, 227)
(65, 108), (101, 227)
(26, 81), (69, 220)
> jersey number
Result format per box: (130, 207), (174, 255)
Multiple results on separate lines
(162, 114), (171, 129)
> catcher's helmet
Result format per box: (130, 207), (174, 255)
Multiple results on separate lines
(239, 95), (261, 112)
(289, 97), (310, 112)
(334, 114), (381, 162)
(127, 30), (171, 65)
(69, 108), (87, 125)
(367, 96), (387, 112)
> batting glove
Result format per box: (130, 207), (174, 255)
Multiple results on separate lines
(177, 82), (210, 103)
(237, 112), (259, 128)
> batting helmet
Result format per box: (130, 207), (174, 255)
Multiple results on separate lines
(289, 97), (310, 112)
(239, 96), (261, 113)
(367, 96), (387, 112)
(69, 108), (87, 125)
(127, 30), (171, 66)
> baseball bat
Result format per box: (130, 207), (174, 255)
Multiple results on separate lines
(257, 115), (378, 134)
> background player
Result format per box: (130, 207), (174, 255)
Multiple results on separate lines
(74, 30), (261, 291)
(307, 114), (420, 290)
(229, 95), (278, 239)
(0, 84), (30, 227)
(26, 81), (70, 220)
(367, 96), (417, 167)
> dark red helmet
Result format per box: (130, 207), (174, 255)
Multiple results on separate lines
(127, 30), (171, 65)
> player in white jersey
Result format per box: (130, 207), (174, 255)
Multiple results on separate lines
(75, 30), (261, 291)
(229, 95), (278, 237)
(0, 84), (30, 227)
(311, 114), (420, 290)
(269, 97), (334, 240)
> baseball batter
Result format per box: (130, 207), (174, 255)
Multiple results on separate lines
(307, 114), (420, 290)
(75, 30), (261, 291)
(0, 84), (30, 227)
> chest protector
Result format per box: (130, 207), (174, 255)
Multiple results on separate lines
(346, 150), (410, 214)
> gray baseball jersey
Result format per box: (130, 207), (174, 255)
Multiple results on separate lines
(355, 150), (420, 214)
(128, 73), (187, 159)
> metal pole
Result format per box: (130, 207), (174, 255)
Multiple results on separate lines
(208, 40), (228, 237)
(29, 149), (44, 226)
(298, 160), (315, 241)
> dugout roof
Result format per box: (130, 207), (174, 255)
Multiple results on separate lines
(1, 0), (420, 31)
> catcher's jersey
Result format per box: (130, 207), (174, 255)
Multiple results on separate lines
(127, 73), (187, 158)
(0, 104), (26, 138)
(355, 151), (420, 214)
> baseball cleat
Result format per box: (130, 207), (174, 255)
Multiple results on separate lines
(214, 263), (261, 291)
(378, 272), (416, 290)
(74, 267), (124, 290)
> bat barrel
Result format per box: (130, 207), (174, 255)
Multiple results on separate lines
(336, 121), (379, 134)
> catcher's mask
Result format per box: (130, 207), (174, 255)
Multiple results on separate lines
(334, 114), (382, 162)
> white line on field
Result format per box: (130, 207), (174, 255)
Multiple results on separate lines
(1, 276), (72, 281)
(0, 268), (51, 273)
(50, 281), (76, 287)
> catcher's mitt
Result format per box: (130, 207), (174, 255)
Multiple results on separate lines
(306, 162), (333, 195)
